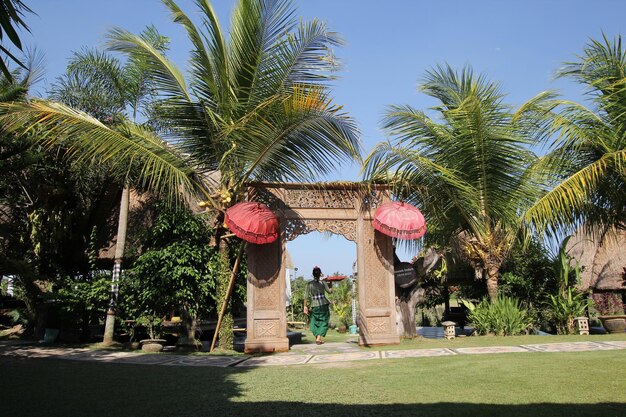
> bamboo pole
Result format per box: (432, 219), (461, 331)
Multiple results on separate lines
(210, 240), (246, 352)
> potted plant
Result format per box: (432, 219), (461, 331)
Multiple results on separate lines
(593, 293), (626, 334)
(136, 314), (166, 352)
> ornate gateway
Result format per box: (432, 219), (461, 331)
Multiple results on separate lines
(244, 182), (400, 353)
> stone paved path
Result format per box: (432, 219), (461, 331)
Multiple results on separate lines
(2, 339), (625, 367)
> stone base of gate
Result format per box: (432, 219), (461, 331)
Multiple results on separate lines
(245, 338), (289, 353)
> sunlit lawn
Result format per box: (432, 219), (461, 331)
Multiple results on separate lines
(2, 348), (625, 417)
(296, 327), (626, 349)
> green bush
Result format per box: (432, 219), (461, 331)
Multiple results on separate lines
(545, 236), (592, 334)
(328, 280), (353, 328)
(467, 296), (532, 336)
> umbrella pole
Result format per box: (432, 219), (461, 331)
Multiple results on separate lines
(210, 240), (246, 352)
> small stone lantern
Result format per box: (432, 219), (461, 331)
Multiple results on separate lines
(442, 321), (456, 340)
(574, 316), (590, 335)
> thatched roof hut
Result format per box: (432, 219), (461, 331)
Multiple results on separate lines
(566, 227), (626, 292)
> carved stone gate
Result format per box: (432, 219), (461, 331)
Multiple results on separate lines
(244, 182), (400, 353)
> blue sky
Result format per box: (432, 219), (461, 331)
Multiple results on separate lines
(23, 0), (626, 278)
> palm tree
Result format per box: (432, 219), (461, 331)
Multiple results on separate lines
(524, 34), (626, 236)
(0, 0), (360, 349)
(363, 64), (549, 301)
(0, 0), (34, 82)
(49, 27), (169, 345)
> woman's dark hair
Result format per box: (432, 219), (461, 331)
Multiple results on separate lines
(312, 266), (322, 278)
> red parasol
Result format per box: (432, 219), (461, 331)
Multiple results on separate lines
(225, 202), (279, 244)
(372, 201), (426, 240)
(324, 275), (347, 282)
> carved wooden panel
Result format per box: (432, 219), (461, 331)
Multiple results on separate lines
(363, 227), (391, 308)
(248, 240), (281, 310)
(368, 317), (390, 334)
(285, 219), (356, 242)
(285, 189), (355, 209)
(254, 319), (280, 338)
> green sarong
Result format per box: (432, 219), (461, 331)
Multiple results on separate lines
(310, 304), (330, 337)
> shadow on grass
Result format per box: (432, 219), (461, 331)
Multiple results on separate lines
(0, 355), (623, 417)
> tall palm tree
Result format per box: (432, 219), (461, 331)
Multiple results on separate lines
(524, 35), (626, 236)
(49, 27), (169, 345)
(0, 0), (360, 349)
(364, 65), (550, 300)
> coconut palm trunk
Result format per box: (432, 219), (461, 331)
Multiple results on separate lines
(103, 187), (129, 345)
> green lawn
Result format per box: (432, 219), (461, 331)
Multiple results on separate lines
(296, 327), (626, 349)
(2, 348), (625, 417)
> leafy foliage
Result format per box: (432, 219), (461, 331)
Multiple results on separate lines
(328, 280), (353, 327)
(287, 276), (308, 323)
(524, 34), (626, 235)
(544, 237), (592, 334)
(121, 207), (220, 341)
(364, 64), (552, 300)
(466, 296), (533, 336)
(592, 293), (625, 316)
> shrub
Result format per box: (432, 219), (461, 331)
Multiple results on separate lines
(592, 293), (625, 316)
(545, 236), (592, 334)
(328, 280), (353, 328)
(467, 296), (532, 336)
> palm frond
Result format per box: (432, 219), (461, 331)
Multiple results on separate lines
(0, 100), (202, 200)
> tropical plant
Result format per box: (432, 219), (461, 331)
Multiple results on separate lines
(364, 64), (551, 301)
(524, 34), (626, 236)
(466, 296), (532, 336)
(124, 206), (221, 347)
(591, 292), (625, 316)
(47, 30), (170, 345)
(0, 0), (33, 81)
(0, 0), (360, 350)
(288, 276), (308, 323)
(328, 280), (352, 328)
(545, 236), (592, 334)
(135, 314), (164, 340)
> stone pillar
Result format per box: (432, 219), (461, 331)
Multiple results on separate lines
(574, 316), (590, 335)
(357, 215), (400, 346)
(442, 321), (456, 340)
(244, 239), (289, 353)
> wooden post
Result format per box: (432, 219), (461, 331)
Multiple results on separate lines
(210, 241), (245, 352)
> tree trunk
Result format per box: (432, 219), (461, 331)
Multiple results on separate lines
(102, 187), (129, 345)
(486, 264), (500, 302)
(395, 285), (424, 338)
(214, 238), (234, 351)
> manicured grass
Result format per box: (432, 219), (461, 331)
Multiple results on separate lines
(2, 348), (625, 417)
(297, 327), (626, 349)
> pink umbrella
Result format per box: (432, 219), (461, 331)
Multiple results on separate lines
(372, 201), (426, 240)
(225, 202), (279, 244)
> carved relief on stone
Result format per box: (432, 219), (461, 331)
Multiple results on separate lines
(284, 189), (355, 209)
(249, 187), (284, 211)
(284, 219), (356, 242)
(365, 275), (389, 308)
(367, 317), (389, 334)
(362, 226), (390, 309)
(253, 277), (280, 310)
(254, 319), (280, 338)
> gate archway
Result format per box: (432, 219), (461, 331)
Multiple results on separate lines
(244, 182), (400, 353)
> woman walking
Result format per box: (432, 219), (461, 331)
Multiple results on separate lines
(304, 266), (332, 344)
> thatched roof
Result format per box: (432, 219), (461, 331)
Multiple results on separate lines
(566, 227), (626, 291)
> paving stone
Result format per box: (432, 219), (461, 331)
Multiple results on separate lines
(522, 341), (621, 352)
(453, 346), (531, 355)
(382, 348), (456, 359)
(236, 354), (312, 367)
(599, 341), (626, 348)
(308, 351), (379, 364)
(162, 355), (248, 367)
